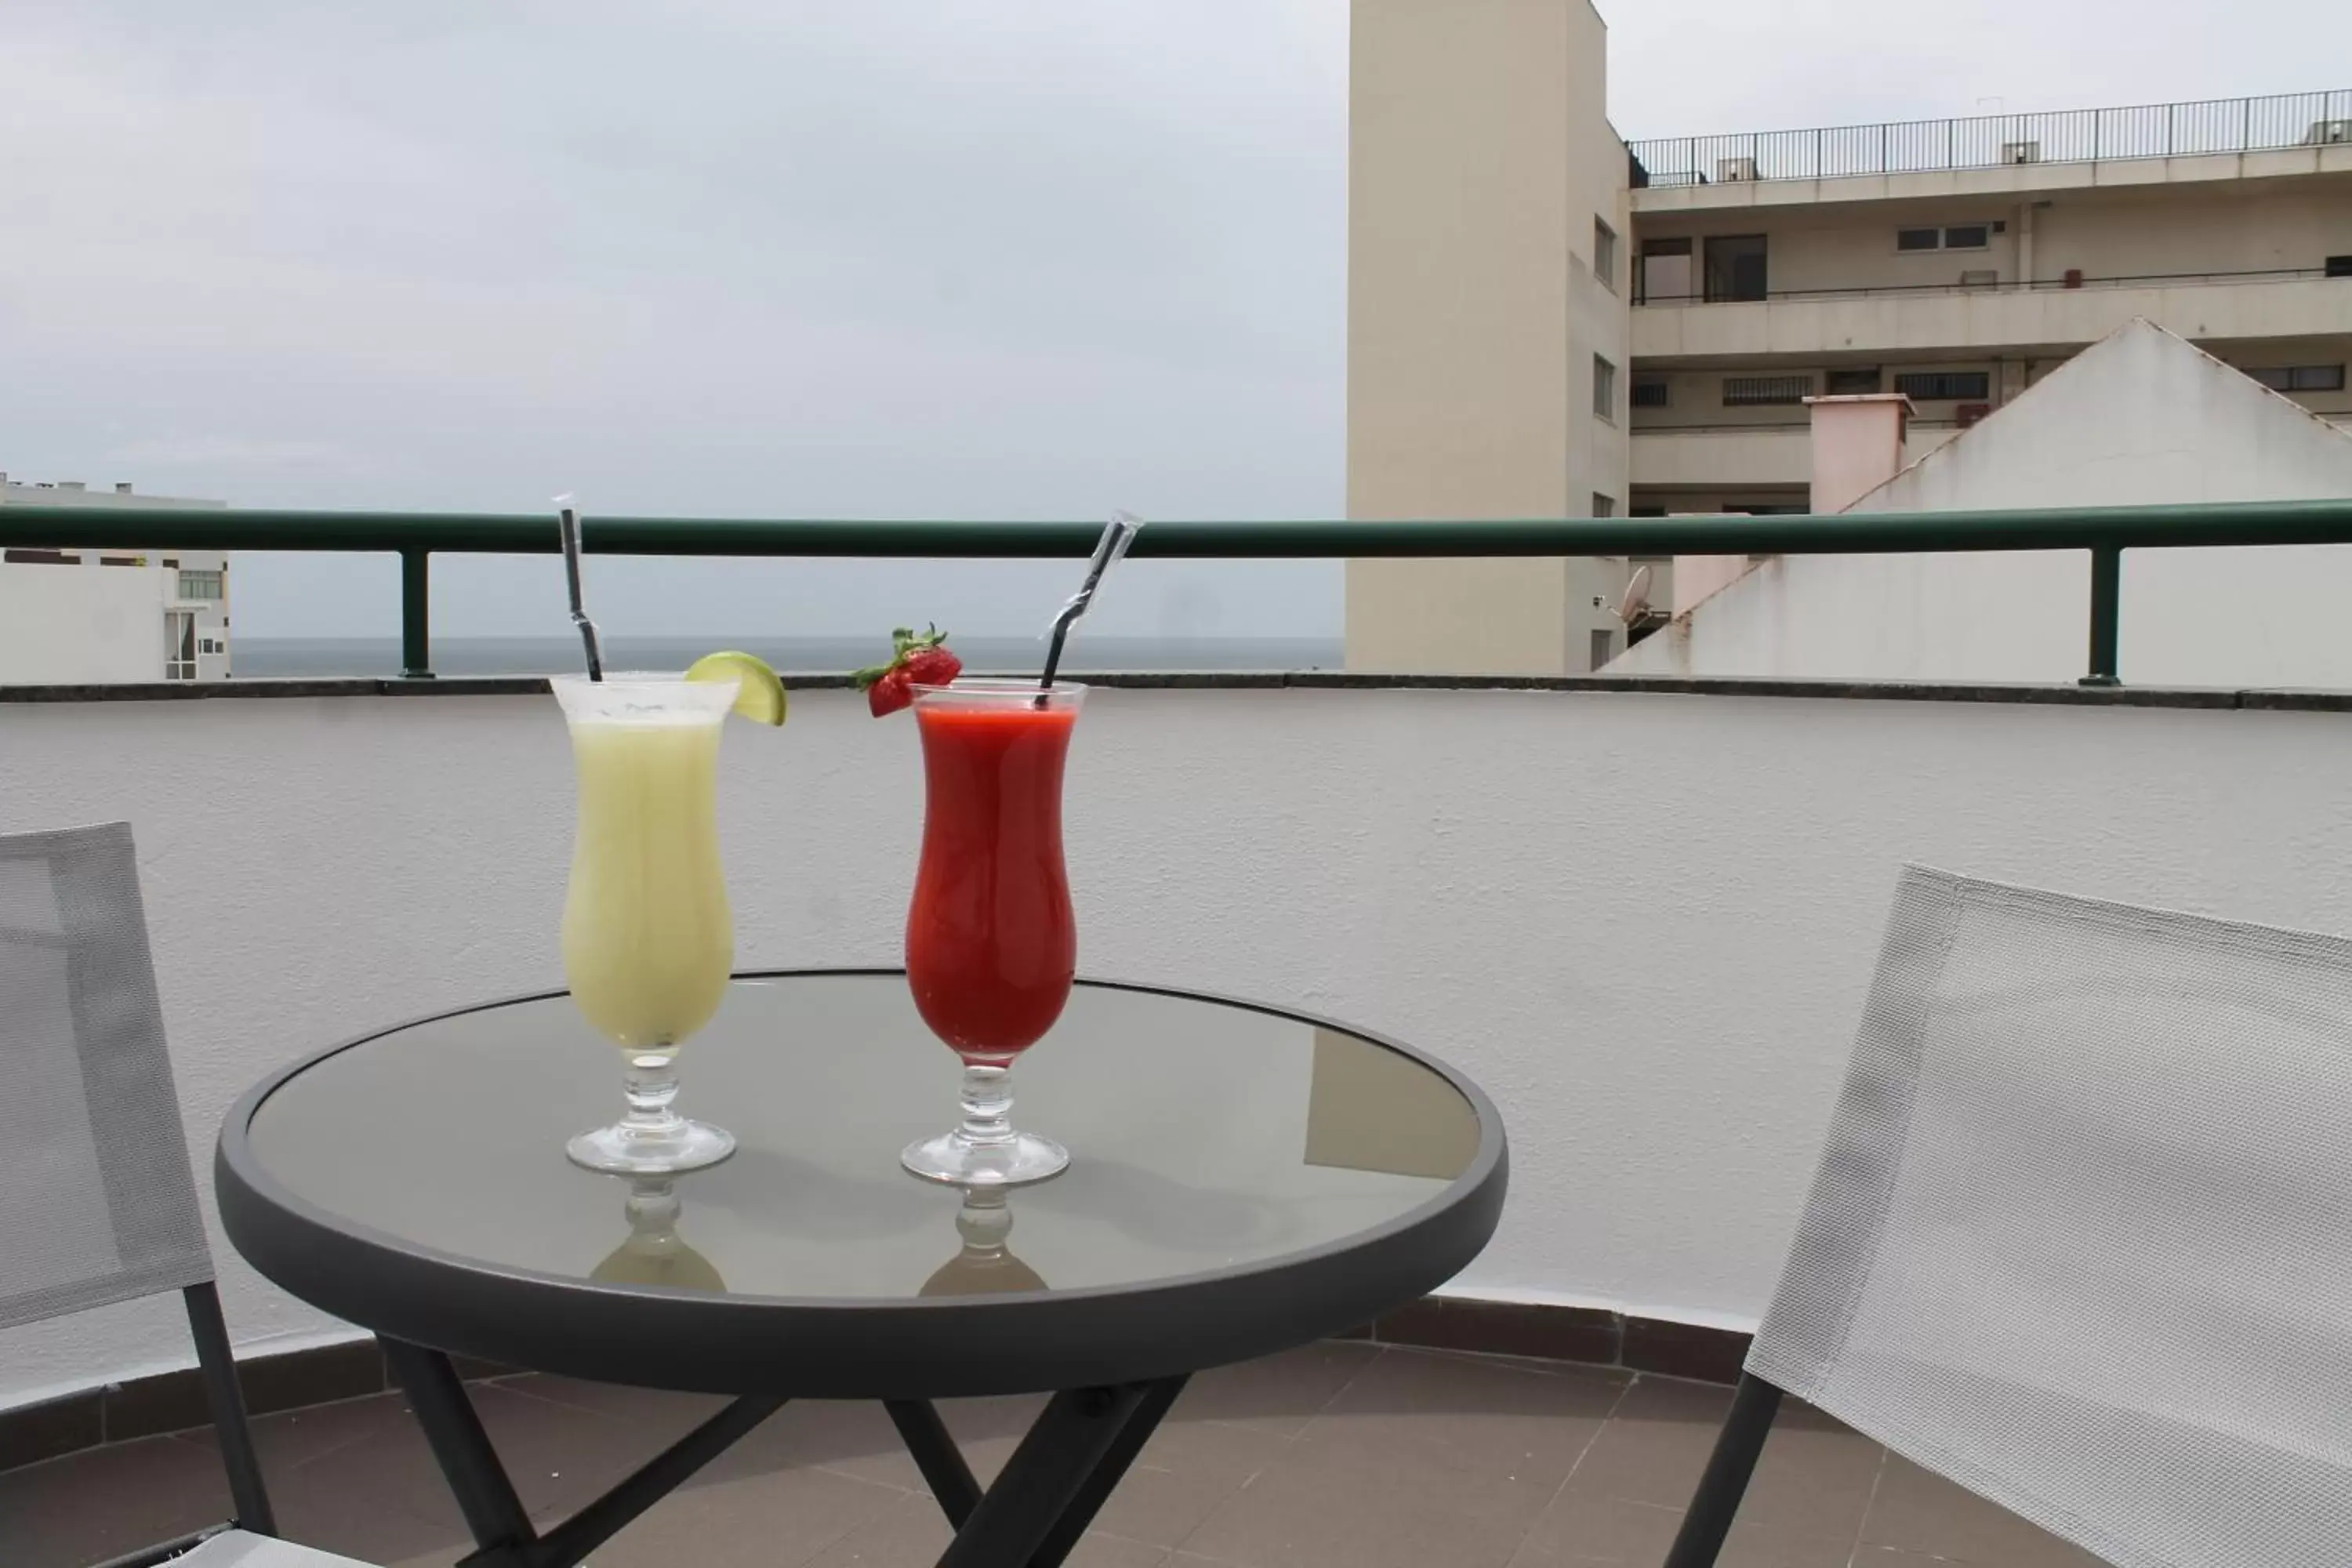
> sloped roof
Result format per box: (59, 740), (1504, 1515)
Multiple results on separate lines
(1843, 318), (2352, 514)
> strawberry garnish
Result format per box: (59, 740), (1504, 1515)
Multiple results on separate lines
(865, 666), (913, 717)
(854, 626), (960, 717)
(900, 642), (964, 688)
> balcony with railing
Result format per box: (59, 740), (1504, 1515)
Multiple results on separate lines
(1628, 419), (1971, 489)
(1630, 266), (2352, 361)
(1628, 88), (2352, 193)
(6, 504), (2352, 1565)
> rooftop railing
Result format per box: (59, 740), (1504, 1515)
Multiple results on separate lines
(1628, 89), (2352, 188)
(1635, 264), (2346, 307)
(7, 499), (2352, 688)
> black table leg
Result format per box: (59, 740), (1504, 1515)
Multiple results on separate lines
(1022, 1374), (1187, 1568)
(380, 1337), (784, 1568)
(924, 1376), (1188, 1568)
(887, 1400), (983, 1527)
(384, 1341), (1185, 1568)
(382, 1338), (533, 1555)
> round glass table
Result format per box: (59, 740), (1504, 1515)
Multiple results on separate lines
(216, 973), (1506, 1568)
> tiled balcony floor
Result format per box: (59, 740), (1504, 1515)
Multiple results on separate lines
(4, 1343), (2103, 1568)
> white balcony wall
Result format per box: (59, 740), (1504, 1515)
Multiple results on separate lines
(1615, 321), (2352, 685)
(0, 561), (167, 684)
(1629, 424), (1965, 490)
(1632, 276), (2352, 362)
(1633, 185), (2352, 297)
(1631, 426), (1813, 488)
(7, 687), (2352, 1411)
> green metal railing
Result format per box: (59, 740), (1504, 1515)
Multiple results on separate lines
(7, 499), (2352, 685)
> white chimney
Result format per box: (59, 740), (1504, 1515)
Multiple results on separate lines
(1802, 393), (1915, 514)
(1669, 394), (1919, 617)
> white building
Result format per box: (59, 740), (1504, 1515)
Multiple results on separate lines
(1344, 0), (2352, 673)
(0, 475), (232, 684)
(1610, 320), (2352, 687)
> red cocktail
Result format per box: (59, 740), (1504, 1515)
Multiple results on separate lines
(900, 681), (1085, 1185)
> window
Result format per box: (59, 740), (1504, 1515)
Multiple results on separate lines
(1591, 493), (1616, 519)
(2328, 255), (2352, 278)
(1637, 236), (1692, 303)
(1704, 234), (1768, 302)
(2248, 365), (2347, 393)
(1631, 377), (1671, 408)
(1723, 374), (1813, 406)
(1825, 368), (1882, 396)
(1897, 224), (1995, 252)
(1893, 371), (1991, 401)
(1593, 217), (1617, 291)
(177, 568), (225, 601)
(165, 612), (197, 681)
(3, 548), (78, 565)
(1588, 629), (1617, 670)
(1592, 354), (1617, 420)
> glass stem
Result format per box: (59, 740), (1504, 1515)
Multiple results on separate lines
(956, 1062), (1017, 1149)
(623, 1050), (687, 1142)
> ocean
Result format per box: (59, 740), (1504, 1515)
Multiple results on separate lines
(233, 634), (1345, 679)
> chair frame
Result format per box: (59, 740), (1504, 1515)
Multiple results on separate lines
(1662, 1373), (1784, 1566)
(2, 819), (282, 1563)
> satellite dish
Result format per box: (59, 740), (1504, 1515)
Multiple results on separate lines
(1617, 564), (1654, 625)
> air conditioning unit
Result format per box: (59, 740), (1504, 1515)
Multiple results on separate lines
(2002, 140), (2042, 164)
(1958, 269), (1999, 289)
(1716, 156), (1759, 182)
(1956, 402), (1993, 427)
(2306, 119), (2352, 146)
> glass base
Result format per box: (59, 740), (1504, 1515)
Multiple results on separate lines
(568, 1118), (737, 1175)
(901, 1129), (1069, 1189)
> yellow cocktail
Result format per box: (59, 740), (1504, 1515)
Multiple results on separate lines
(555, 673), (742, 1174)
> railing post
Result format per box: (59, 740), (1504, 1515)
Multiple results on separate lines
(2082, 546), (2122, 687)
(400, 547), (434, 679)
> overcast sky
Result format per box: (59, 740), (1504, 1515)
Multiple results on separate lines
(4, 0), (2344, 639)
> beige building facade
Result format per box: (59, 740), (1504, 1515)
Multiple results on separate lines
(1344, 0), (2352, 671)
(1345, 0), (1637, 675)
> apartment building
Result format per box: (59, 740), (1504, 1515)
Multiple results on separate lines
(1345, 0), (2352, 673)
(0, 475), (231, 683)
(1628, 97), (2352, 518)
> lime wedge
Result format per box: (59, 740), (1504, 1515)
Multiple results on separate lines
(685, 651), (787, 726)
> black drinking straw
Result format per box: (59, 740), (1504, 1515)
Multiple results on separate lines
(1040, 513), (1143, 692)
(555, 496), (604, 681)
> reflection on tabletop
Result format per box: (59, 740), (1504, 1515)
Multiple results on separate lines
(581, 1170), (1051, 1298)
(589, 1174), (727, 1291)
(920, 1183), (1048, 1298)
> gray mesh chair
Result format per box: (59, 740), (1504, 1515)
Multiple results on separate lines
(1, 822), (377, 1567)
(1667, 866), (2352, 1568)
